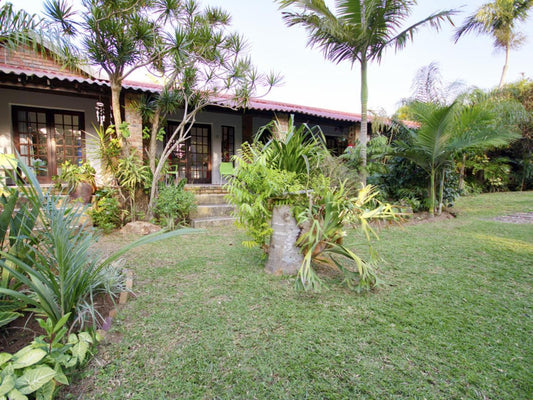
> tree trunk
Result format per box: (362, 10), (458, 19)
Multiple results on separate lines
(429, 167), (435, 217)
(110, 80), (122, 129)
(498, 44), (510, 89)
(265, 205), (303, 275)
(438, 168), (445, 215)
(359, 57), (368, 185)
(458, 153), (466, 191)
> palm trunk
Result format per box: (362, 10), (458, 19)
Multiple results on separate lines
(359, 56), (368, 185)
(429, 167), (435, 217)
(458, 153), (466, 192)
(110, 80), (122, 129)
(438, 168), (445, 215)
(498, 44), (510, 89)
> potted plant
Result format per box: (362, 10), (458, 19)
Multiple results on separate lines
(54, 161), (96, 203)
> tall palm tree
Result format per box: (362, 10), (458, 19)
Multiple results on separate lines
(278, 0), (455, 183)
(394, 100), (520, 215)
(455, 0), (533, 88)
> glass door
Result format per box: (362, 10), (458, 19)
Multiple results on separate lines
(167, 123), (211, 184)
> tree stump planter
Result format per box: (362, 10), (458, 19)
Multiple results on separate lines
(265, 205), (303, 275)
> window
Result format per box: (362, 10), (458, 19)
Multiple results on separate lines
(221, 126), (235, 163)
(12, 106), (85, 183)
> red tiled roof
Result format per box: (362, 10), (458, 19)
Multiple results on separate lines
(0, 63), (418, 128)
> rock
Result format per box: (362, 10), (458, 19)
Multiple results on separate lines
(120, 221), (161, 235)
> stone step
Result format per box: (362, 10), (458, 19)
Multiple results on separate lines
(194, 193), (230, 205)
(191, 204), (234, 219)
(191, 216), (235, 228)
(185, 185), (228, 195)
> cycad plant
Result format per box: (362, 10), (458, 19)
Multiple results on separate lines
(227, 117), (396, 291)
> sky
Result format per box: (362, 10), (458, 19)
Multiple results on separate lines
(14, 0), (533, 115)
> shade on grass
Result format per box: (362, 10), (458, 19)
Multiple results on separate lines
(66, 191), (533, 399)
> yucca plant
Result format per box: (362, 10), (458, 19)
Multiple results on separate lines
(0, 157), (201, 330)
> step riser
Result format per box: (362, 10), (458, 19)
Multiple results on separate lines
(194, 194), (229, 205)
(192, 217), (235, 228)
(191, 205), (234, 218)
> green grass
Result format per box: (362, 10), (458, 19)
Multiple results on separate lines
(66, 192), (533, 399)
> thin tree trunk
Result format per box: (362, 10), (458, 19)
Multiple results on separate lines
(429, 167), (435, 217)
(458, 153), (466, 192)
(498, 44), (510, 89)
(438, 168), (445, 215)
(359, 56), (368, 186)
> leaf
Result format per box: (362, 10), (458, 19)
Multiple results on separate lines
(35, 379), (55, 400)
(0, 375), (15, 396)
(15, 367), (56, 395)
(0, 354), (12, 368)
(6, 388), (28, 400)
(71, 340), (89, 364)
(11, 349), (46, 370)
(53, 365), (68, 385)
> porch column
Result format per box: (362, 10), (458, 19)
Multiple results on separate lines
(242, 114), (254, 144)
(348, 123), (358, 146)
(124, 93), (143, 154)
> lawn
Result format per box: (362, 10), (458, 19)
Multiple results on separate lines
(64, 192), (533, 399)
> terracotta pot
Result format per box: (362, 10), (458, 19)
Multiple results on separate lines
(70, 182), (94, 204)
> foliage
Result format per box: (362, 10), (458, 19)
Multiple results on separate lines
(278, 0), (455, 182)
(116, 151), (150, 222)
(141, 0), (280, 215)
(0, 188), (38, 328)
(88, 188), (122, 233)
(393, 99), (520, 214)
(53, 161), (96, 192)
(466, 153), (512, 192)
(154, 180), (196, 230)
(227, 118), (396, 291)
(0, 158), (203, 330)
(0, 314), (97, 399)
(455, 0), (533, 87)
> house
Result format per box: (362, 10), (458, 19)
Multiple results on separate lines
(0, 44), (380, 186)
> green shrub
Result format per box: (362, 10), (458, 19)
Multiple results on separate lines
(154, 180), (196, 229)
(0, 314), (97, 399)
(88, 188), (122, 233)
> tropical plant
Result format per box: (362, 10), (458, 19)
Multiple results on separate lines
(116, 151), (150, 222)
(88, 188), (123, 233)
(53, 161), (96, 192)
(394, 99), (520, 215)
(0, 314), (97, 399)
(0, 188), (38, 328)
(0, 0), (40, 49)
(454, 0), (533, 88)
(278, 0), (455, 183)
(0, 157), (201, 330)
(140, 2), (280, 216)
(154, 180), (197, 230)
(44, 0), (164, 139)
(227, 117), (396, 291)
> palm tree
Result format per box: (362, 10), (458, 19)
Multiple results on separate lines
(278, 0), (455, 184)
(394, 99), (520, 215)
(455, 0), (533, 88)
